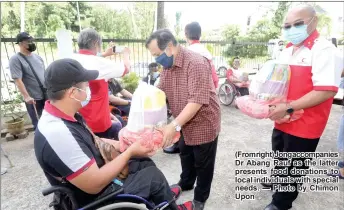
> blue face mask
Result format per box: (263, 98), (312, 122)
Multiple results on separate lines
(155, 52), (173, 69)
(283, 17), (314, 45)
(152, 72), (160, 79)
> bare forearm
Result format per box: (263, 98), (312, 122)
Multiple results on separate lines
(290, 90), (337, 111)
(120, 89), (133, 99)
(341, 70), (344, 77)
(90, 150), (132, 194)
(123, 54), (130, 70)
(14, 79), (30, 98)
(230, 76), (241, 83)
(175, 103), (202, 126)
(109, 95), (129, 106)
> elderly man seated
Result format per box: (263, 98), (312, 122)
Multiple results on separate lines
(34, 59), (194, 210)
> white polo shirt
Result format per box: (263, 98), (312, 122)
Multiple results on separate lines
(275, 30), (343, 139)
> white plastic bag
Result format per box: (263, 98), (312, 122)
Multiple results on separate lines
(126, 82), (167, 132)
(55, 29), (74, 59)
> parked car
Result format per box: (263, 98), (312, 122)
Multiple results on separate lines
(212, 56), (228, 77)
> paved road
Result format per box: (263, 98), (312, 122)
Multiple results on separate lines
(1, 104), (343, 210)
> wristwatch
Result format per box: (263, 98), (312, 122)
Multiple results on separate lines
(286, 103), (294, 114)
(171, 120), (182, 132)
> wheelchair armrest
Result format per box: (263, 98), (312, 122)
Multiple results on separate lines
(42, 186), (75, 196)
(81, 188), (124, 210)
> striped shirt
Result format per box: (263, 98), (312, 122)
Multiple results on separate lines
(34, 101), (108, 205)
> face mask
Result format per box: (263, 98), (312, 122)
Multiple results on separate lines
(155, 52), (174, 68)
(283, 17), (314, 45)
(73, 87), (91, 107)
(27, 43), (37, 52)
(152, 72), (160, 79)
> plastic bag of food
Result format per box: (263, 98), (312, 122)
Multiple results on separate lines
(119, 82), (180, 153)
(236, 60), (303, 122)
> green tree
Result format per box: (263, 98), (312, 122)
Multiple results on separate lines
(221, 24), (241, 41)
(174, 11), (182, 38)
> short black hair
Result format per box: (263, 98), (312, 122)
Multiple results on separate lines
(47, 83), (82, 102)
(185, 22), (202, 40)
(145, 29), (178, 50)
(47, 89), (67, 102)
(148, 62), (158, 70)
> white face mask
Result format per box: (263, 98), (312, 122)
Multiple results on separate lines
(73, 87), (91, 107)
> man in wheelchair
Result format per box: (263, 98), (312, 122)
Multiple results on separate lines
(34, 59), (193, 210)
(226, 57), (250, 96)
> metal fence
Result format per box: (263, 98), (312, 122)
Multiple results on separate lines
(1, 37), (271, 101)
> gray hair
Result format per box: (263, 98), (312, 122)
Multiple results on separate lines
(77, 28), (102, 50)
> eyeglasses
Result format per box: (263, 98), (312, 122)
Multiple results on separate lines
(282, 17), (314, 30)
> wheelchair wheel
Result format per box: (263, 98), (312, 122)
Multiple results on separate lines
(97, 202), (148, 210)
(218, 83), (236, 106)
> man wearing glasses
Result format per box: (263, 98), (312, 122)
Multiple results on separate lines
(265, 5), (343, 210)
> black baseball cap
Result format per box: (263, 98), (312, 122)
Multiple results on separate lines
(15, 32), (33, 44)
(45, 58), (99, 92)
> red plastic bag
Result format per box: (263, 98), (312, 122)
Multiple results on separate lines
(119, 127), (180, 153)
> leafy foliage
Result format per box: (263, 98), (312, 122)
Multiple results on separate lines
(1, 2), (156, 39)
(1, 82), (26, 122)
(121, 72), (141, 93)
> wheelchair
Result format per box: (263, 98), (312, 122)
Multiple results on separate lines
(42, 185), (172, 210)
(218, 79), (241, 106)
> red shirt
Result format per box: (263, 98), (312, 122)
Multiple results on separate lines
(275, 30), (342, 139)
(158, 47), (221, 145)
(78, 50), (112, 133)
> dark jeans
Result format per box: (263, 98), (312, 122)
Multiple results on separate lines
(25, 99), (45, 130)
(95, 122), (122, 140)
(116, 104), (131, 116)
(235, 86), (249, 96)
(124, 158), (178, 210)
(271, 129), (319, 210)
(178, 133), (218, 203)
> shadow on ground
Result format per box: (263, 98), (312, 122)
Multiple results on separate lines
(1, 105), (343, 210)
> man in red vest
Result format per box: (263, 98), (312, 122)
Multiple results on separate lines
(264, 5), (343, 210)
(71, 28), (130, 140)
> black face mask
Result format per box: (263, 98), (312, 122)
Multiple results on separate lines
(27, 43), (37, 52)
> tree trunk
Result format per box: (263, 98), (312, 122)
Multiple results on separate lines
(157, 2), (165, 29)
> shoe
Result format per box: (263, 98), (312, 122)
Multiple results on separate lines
(178, 201), (194, 210)
(327, 171), (344, 179)
(170, 184), (182, 200)
(163, 143), (180, 154)
(177, 180), (194, 191)
(338, 161), (344, 168)
(261, 182), (273, 189)
(264, 203), (280, 210)
(193, 200), (205, 210)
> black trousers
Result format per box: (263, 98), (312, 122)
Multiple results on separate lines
(271, 129), (319, 210)
(178, 134), (218, 203)
(95, 122), (122, 140)
(123, 158), (178, 210)
(25, 99), (45, 130)
(235, 87), (249, 96)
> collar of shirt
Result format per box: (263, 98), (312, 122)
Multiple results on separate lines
(44, 100), (77, 122)
(286, 29), (319, 49)
(172, 46), (185, 69)
(190, 40), (200, 45)
(79, 49), (96, 55)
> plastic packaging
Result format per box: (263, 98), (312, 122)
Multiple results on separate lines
(236, 60), (303, 123)
(119, 82), (180, 152)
